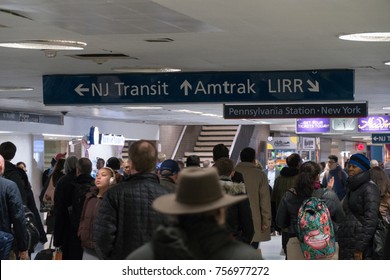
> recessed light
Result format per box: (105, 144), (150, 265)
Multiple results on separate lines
(112, 67), (181, 73)
(0, 86), (33, 92)
(0, 40), (87, 50)
(123, 106), (163, 110)
(339, 32), (390, 42)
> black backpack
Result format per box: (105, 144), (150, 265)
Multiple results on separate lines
(23, 206), (40, 252)
(69, 181), (95, 229)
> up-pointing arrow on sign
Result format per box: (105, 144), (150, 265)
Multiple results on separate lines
(75, 84), (90, 96)
(307, 80), (319, 92)
(180, 80), (192, 96)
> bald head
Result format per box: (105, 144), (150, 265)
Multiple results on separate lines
(0, 154), (4, 176)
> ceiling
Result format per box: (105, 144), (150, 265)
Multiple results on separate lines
(0, 0), (389, 134)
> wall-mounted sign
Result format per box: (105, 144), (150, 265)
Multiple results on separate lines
(372, 133), (390, 144)
(296, 118), (330, 133)
(331, 118), (357, 131)
(358, 116), (390, 133)
(224, 102), (367, 119)
(88, 126), (125, 146)
(0, 110), (63, 125)
(267, 136), (298, 150)
(43, 69), (354, 105)
(302, 137), (316, 149)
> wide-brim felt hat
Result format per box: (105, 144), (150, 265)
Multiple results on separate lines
(153, 167), (246, 215)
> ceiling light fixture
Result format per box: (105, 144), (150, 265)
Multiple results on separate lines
(385, 61), (390, 66)
(383, 106), (390, 110)
(112, 67), (181, 73)
(0, 86), (33, 92)
(339, 32), (390, 42)
(0, 40), (87, 50)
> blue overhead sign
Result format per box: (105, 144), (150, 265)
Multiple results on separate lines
(372, 134), (390, 144)
(43, 70), (354, 105)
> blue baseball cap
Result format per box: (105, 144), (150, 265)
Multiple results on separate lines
(160, 159), (180, 177)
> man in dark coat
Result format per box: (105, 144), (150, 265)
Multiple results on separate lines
(0, 155), (29, 260)
(94, 140), (168, 259)
(337, 153), (380, 260)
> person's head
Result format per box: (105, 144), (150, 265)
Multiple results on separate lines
(202, 159), (211, 168)
(296, 161), (321, 197)
(370, 166), (390, 197)
(95, 167), (116, 190)
(16, 161), (27, 172)
(327, 155), (338, 171)
(52, 158), (66, 184)
(267, 159), (276, 170)
(240, 147), (256, 163)
(106, 157), (121, 170)
(370, 159), (379, 168)
(96, 158), (105, 170)
(64, 156), (78, 174)
(214, 157), (234, 177)
(76, 157), (93, 176)
(0, 141), (17, 161)
(286, 153), (302, 169)
(152, 167), (246, 226)
(128, 140), (158, 173)
(123, 160), (131, 176)
(158, 152), (166, 163)
(159, 159), (180, 180)
(212, 144), (230, 161)
(176, 160), (185, 170)
(320, 161), (326, 171)
(186, 155), (200, 167)
(347, 153), (370, 177)
(0, 154), (5, 176)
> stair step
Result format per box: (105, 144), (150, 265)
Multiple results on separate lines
(200, 131), (236, 136)
(184, 152), (213, 157)
(202, 125), (239, 131)
(196, 141), (232, 147)
(194, 146), (214, 152)
(198, 136), (235, 141)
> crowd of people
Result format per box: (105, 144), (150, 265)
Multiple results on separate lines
(1, 139), (390, 260)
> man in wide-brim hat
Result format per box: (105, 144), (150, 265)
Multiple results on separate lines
(127, 167), (262, 260)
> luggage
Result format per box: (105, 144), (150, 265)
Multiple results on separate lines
(34, 235), (54, 260)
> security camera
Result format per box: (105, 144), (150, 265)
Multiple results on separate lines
(61, 111), (68, 116)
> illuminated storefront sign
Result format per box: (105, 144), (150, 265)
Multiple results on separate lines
(296, 118), (330, 133)
(89, 126), (125, 146)
(358, 116), (390, 132)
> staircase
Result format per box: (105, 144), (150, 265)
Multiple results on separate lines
(184, 125), (239, 166)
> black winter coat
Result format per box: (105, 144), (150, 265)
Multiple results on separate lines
(337, 170), (380, 260)
(94, 172), (168, 260)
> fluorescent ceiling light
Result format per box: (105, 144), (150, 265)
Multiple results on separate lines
(43, 133), (83, 138)
(0, 40), (87, 50)
(112, 67), (181, 73)
(0, 86), (33, 92)
(383, 106), (390, 110)
(385, 62), (390, 66)
(339, 32), (390, 42)
(123, 106), (163, 110)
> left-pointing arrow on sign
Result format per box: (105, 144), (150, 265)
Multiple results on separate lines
(75, 84), (89, 96)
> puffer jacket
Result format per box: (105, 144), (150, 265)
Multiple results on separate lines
(0, 177), (28, 252)
(337, 170), (380, 260)
(94, 172), (168, 260)
(126, 218), (261, 260)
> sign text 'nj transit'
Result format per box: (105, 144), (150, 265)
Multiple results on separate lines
(43, 70), (353, 105)
(224, 102), (367, 119)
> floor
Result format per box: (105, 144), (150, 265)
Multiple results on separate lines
(261, 234), (286, 260)
(32, 234), (285, 260)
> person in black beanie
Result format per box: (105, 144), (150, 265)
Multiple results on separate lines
(337, 153), (380, 260)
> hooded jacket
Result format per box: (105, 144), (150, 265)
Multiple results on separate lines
(272, 167), (300, 210)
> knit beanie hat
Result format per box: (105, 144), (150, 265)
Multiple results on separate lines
(349, 153), (370, 171)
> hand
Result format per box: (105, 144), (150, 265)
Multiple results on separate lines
(353, 251), (363, 260)
(19, 250), (30, 260)
(327, 176), (334, 190)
